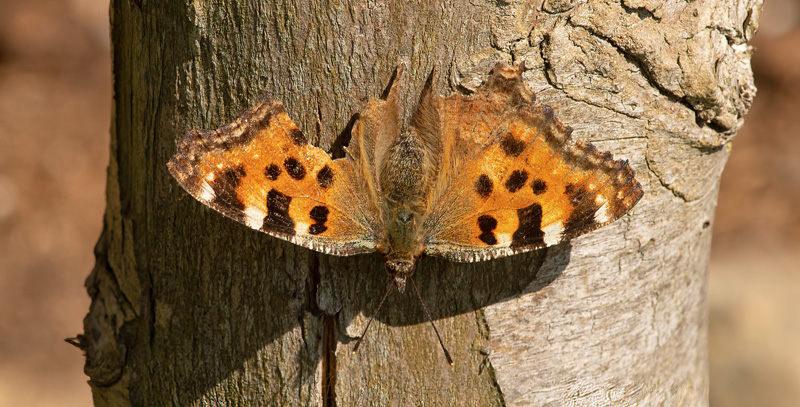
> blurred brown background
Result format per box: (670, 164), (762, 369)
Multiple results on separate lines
(0, 0), (796, 406)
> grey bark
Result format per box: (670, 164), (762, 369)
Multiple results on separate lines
(82, 0), (759, 405)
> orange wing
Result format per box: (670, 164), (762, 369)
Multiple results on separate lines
(168, 97), (380, 256)
(422, 64), (643, 262)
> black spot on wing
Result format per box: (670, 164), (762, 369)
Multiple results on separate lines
(263, 189), (294, 234)
(308, 224), (327, 235)
(500, 133), (526, 157)
(564, 184), (584, 205)
(289, 128), (308, 146)
(475, 174), (493, 198)
(512, 203), (544, 247)
(265, 164), (281, 180)
(563, 183), (601, 236)
(531, 179), (547, 195)
(221, 165), (246, 188)
(308, 205), (329, 235)
(504, 170), (529, 193)
(211, 166), (246, 216)
(284, 157), (306, 180)
(316, 165), (334, 188)
(477, 215), (498, 245)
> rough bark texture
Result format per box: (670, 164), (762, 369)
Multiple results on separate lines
(83, 0), (759, 405)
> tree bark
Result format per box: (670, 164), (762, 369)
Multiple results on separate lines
(82, 0), (759, 405)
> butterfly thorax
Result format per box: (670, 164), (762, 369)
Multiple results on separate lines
(379, 133), (433, 292)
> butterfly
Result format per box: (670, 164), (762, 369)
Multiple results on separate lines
(167, 62), (643, 361)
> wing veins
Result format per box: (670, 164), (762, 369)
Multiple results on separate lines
(270, 114), (377, 232)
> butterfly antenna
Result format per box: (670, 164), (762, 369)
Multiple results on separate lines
(410, 278), (453, 365)
(352, 281), (394, 354)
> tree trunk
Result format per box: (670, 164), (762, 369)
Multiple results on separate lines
(82, 0), (758, 405)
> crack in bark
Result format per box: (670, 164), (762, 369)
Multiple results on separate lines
(539, 33), (559, 89)
(304, 255), (338, 405)
(644, 154), (688, 202)
(322, 314), (337, 407)
(307, 255), (338, 406)
(619, 2), (661, 22)
(540, 20), (738, 150)
(566, 20), (701, 121)
(538, 32), (645, 121)
(474, 309), (507, 407)
(589, 135), (647, 142)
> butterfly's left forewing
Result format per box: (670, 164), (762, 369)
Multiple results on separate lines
(422, 64), (643, 262)
(168, 97), (380, 255)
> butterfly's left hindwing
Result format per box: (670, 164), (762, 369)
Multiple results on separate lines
(168, 97), (379, 255)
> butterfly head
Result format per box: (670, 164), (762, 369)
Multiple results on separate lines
(386, 258), (415, 293)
